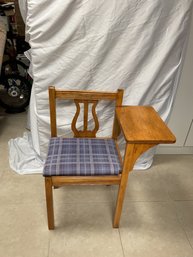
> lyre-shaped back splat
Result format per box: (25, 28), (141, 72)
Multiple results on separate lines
(72, 99), (99, 137)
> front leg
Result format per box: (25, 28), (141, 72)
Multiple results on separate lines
(113, 143), (156, 228)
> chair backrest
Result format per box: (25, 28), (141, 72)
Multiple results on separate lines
(49, 86), (124, 138)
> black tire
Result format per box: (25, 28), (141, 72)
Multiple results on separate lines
(1, 60), (28, 78)
(0, 74), (32, 112)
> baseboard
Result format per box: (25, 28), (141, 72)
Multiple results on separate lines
(156, 146), (193, 154)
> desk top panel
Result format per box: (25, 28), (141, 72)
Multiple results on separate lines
(116, 106), (176, 144)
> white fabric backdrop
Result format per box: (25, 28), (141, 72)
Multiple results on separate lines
(9, 0), (193, 174)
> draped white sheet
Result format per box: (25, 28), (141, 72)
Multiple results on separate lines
(9, 0), (193, 174)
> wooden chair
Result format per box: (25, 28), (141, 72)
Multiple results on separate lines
(43, 86), (176, 230)
(44, 86), (124, 229)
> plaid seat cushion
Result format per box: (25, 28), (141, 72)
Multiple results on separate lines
(43, 138), (121, 176)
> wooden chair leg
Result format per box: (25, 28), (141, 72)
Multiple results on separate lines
(45, 177), (54, 230)
(113, 175), (129, 228)
(113, 143), (156, 228)
(113, 145), (133, 228)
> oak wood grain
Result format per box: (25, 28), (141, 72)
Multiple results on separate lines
(52, 175), (121, 186)
(45, 177), (54, 229)
(116, 106), (176, 143)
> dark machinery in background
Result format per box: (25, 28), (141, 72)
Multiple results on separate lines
(0, 2), (32, 113)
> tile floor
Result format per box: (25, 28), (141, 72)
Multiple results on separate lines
(0, 108), (193, 257)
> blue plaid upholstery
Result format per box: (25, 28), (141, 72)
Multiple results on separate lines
(43, 138), (121, 176)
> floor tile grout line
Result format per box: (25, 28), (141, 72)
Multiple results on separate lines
(173, 202), (193, 252)
(118, 228), (126, 257)
(47, 233), (51, 257)
(174, 200), (193, 202)
(180, 226), (193, 252)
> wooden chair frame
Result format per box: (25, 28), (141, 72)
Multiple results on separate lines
(44, 86), (176, 230)
(45, 86), (124, 229)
